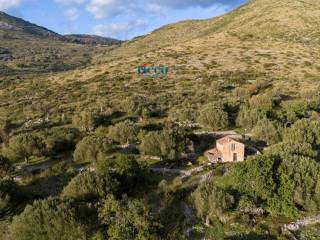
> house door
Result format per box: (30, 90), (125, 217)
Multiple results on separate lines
(233, 153), (237, 162)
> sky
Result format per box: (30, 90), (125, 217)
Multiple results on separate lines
(0, 0), (247, 40)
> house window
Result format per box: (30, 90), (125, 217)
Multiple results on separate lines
(231, 143), (235, 151)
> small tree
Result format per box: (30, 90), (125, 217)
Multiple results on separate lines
(140, 130), (185, 161)
(73, 135), (113, 163)
(252, 118), (282, 145)
(72, 110), (101, 132)
(236, 106), (265, 130)
(98, 195), (160, 240)
(95, 154), (141, 192)
(108, 120), (139, 144)
(5, 133), (46, 163)
(62, 172), (119, 201)
(7, 198), (92, 240)
(197, 103), (229, 130)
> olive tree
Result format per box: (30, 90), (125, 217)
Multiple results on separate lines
(62, 172), (119, 201)
(98, 195), (160, 240)
(5, 133), (46, 163)
(140, 130), (186, 161)
(73, 135), (113, 163)
(7, 198), (93, 240)
(197, 103), (229, 130)
(108, 120), (139, 144)
(72, 110), (101, 132)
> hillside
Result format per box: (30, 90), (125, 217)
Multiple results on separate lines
(64, 34), (122, 45)
(2, 0), (320, 239)
(0, 11), (120, 75)
(0, 11), (62, 40)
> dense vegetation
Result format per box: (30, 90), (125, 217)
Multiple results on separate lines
(1, 0), (320, 239)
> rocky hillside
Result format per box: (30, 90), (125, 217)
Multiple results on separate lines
(0, 11), (62, 40)
(64, 34), (122, 45)
(0, 11), (120, 75)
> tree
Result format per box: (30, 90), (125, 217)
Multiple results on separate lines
(62, 172), (119, 201)
(0, 155), (12, 178)
(5, 133), (46, 163)
(43, 127), (81, 155)
(98, 195), (161, 240)
(7, 198), (93, 240)
(192, 182), (235, 223)
(283, 119), (320, 146)
(252, 118), (282, 145)
(140, 130), (186, 160)
(73, 135), (113, 163)
(168, 105), (197, 125)
(72, 110), (101, 132)
(236, 106), (265, 130)
(95, 154), (141, 192)
(197, 103), (229, 130)
(249, 94), (273, 112)
(108, 120), (139, 144)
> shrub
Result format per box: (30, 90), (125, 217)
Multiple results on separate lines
(252, 118), (282, 145)
(72, 110), (101, 132)
(197, 103), (229, 130)
(108, 120), (139, 144)
(7, 198), (93, 240)
(191, 182), (235, 223)
(62, 172), (119, 201)
(98, 195), (160, 240)
(5, 133), (46, 163)
(140, 129), (186, 160)
(236, 106), (266, 130)
(43, 127), (81, 154)
(73, 135), (113, 163)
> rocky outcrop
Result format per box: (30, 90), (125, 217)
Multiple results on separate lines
(282, 214), (320, 233)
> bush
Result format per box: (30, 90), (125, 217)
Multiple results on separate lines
(7, 198), (93, 240)
(43, 127), (81, 155)
(95, 154), (141, 192)
(98, 195), (161, 240)
(197, 103), (229, 130)
(72, 110), (101, 132)
(5, 133), (46, 163)
(62, 172), (119, 201)
(236, 106), (266, 130)
(140, 129), (186, 160)
(108, 120), (139, 144)
(192, 182), (235, 223)
(73, 135), (113, 163)
(252, 118), (282, 145)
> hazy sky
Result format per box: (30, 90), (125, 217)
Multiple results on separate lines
(0, 0), (247, 40)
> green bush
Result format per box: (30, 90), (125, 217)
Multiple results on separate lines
(7, 198), (94, 240)
(62, 172), (119, 201)
(73, 135), (113, 163)
(197, 103), (229, 130)
(5, 133), (46, 163)
(98, 195), (161, 240)
(108, 120), (139, 144)
(140, 129), (186, 160)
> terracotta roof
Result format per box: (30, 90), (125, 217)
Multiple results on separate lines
(216, 136), (244, 145)
(217, 136), (235, 145)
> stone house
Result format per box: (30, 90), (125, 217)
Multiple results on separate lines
(204, 136), (245, 163)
